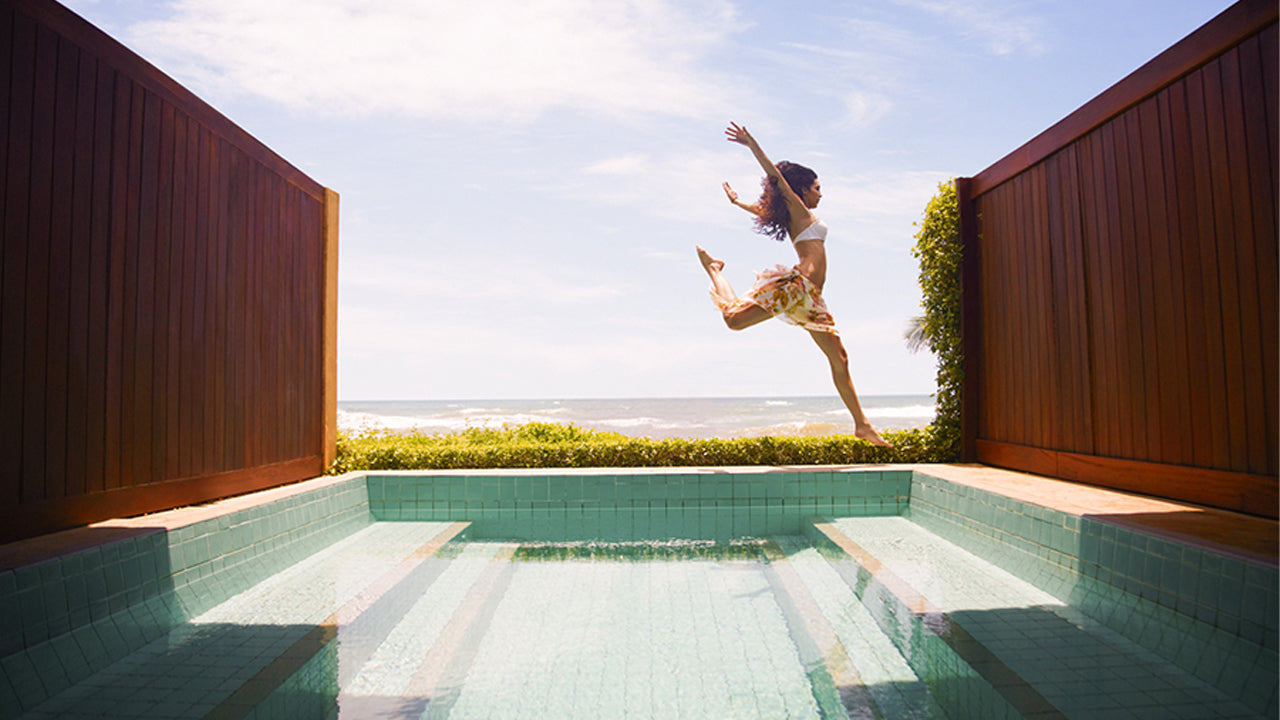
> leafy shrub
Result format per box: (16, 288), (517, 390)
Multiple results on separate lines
(908, 180), (963, 461)
(328, 421), (948, 474)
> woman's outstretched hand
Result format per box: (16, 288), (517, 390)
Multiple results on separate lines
(725, 121), (753, 147)
(722, 182), (739, 204)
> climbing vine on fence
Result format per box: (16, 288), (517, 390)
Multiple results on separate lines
(908, 180), (963, 461)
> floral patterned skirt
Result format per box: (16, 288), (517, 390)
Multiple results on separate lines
(710, 265), (839, 335)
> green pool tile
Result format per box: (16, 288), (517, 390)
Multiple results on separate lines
(699, 477), (722, 501)
(1, 652), (48, 709)
(1242, 654), (1279, 709)
(765, 475), (785, 498)
(610, 480), (632, 503)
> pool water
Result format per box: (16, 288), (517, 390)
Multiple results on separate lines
(21, 522), (943, 719)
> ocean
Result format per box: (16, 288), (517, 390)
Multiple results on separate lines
(337, 395), (935, 440)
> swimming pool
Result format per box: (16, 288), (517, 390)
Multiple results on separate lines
(1, 467), (1275, 719)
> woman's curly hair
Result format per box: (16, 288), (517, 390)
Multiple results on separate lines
(753, 161), (817, 242)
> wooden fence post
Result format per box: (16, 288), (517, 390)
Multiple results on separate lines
(322, 189), (340, 469)
(955, 177), (981, 463)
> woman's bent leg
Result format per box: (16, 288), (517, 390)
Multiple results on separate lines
(808, 331), (891, 446)
(697, 246), (739, 300)
(698, 247), (773, 330)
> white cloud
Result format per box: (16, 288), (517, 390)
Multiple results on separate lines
(567, 147), (761, 228)
(839, 90), (894, 128)
(891, 0), (1045, 56)
(342, 251), (624, 305)
(128, 0), (744, 122)
(808, 170), (952, 249)
(585, 155), (651, 176)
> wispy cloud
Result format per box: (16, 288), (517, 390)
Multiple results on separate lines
(890, 0), (1045, 56)
(343, 252), (624, 305)
(820, 170), (952, 249)
(129, 0), (745, 122)
(585, 155), (651, 176)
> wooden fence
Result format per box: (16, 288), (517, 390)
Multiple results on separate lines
(958, 0), (1277, 517)
(0, 0), (339, 543)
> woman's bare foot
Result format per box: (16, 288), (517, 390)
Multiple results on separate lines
(696, 246), (724, 274)
(855, 424), (892, 447)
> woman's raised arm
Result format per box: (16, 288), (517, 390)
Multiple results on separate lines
(724, 122), (808, 221)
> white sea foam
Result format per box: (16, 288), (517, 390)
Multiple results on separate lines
(866, 404), (936, 419)
(338, 396), (935, 439)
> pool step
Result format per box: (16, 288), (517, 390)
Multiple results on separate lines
(762, 536), (949, 720)
(18, 521), (469, 720)
(808, 517), (1265, 720)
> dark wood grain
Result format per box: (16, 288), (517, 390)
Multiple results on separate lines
(0, 0), (333, 542)
(960, 5), (1278, 517)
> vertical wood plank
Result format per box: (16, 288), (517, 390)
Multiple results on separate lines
(66, 45), (97, 500)
(23, 23), (58, 504)
(152, 100), (174, 484)
(85, 58), (114, 495)
(132, 89), (160, 486)
(981, 191), (1000, 444)
(272, 181), (288, 460)
(1183, 67), (1233, 471)
(1138, 96), (1189, 465)
(195, 125), (214, 476)
(1098, 121), (1133, 458)
(1076, 132), (1113, 458)
(1201, 56), (1250, 471)
(1265, 24), (1279, 204)
(44, 29), (82, 502)
(165, 107), (186, 481)
(1218, 43), (1269, 476)
(210, 135), (228, 475)
(955, 179), (979, 461)
(1, 9), (34, 508)
(117, 81), (145, 489)
(225, 146), (244, 472)
(179, 113), (200, 479)
(993, 186), (1016, 444)
(243, 160), (259, 468)
(1012, 177), (1032, 446)
(1058, 146), (1093, 455)
(0, 5), (10, 249)
(104, 73), (131, 491)
(1045, 153), (1070, 452)
(1241, 28), (1278, 474)
(1114, 110), (1155, 461)
(976, 191), (997, 443)
(1030, 165), (1056, 449)
(1163, 78), (1217, 469)
(0, 9), (10, 440)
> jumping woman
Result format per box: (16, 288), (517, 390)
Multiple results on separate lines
(697, 121), (891, 447)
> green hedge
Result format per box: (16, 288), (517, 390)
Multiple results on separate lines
(328, 422), (949, 474)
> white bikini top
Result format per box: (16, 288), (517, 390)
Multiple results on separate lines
(794, 217), (827, 243)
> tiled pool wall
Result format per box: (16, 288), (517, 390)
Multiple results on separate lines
(0, 479), (371, 716)
(907, 469), (1279, 716)
(1, 466), (1275, 719)
(365, 468), (912, 542)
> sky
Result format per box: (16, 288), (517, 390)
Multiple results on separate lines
(65, 0), (1237, 401)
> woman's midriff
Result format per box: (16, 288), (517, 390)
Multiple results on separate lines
(793, 240), (826, 290)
